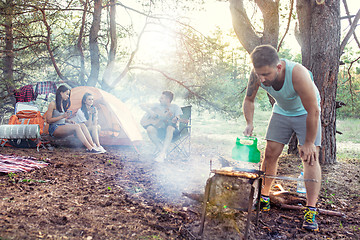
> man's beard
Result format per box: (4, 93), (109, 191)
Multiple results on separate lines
(271, 72), (283, 90)
(265, 72), (279, 87)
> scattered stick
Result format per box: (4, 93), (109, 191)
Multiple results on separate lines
(279, 204), (345, 217)
(182, 192), (203, 202)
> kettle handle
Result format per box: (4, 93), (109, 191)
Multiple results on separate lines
(237, 136), (258, 146)
(235, 137), (243, 146)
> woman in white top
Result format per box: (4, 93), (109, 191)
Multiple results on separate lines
(46, 85), (102, 153)
(74, 93), (106, 153)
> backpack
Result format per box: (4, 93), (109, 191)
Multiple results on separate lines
(9, 110), (45, 134)
(3, 110), (46, 149)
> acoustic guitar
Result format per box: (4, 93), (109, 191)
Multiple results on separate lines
(140, 107), (174, 129)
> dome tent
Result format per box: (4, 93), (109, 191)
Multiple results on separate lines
(69, 86), (142, 146)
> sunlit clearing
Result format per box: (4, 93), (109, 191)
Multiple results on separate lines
(189, 0), (233, 34)
(139, 28), (176, 65)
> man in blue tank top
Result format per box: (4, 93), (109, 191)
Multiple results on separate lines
(243, 45), (321, 231)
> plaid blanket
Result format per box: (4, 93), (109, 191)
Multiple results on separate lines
(0, 154), (49, 173)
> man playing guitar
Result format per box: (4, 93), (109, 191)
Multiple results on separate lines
(140, 91), (183, 162)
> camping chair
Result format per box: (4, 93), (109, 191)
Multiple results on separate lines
(167, 105), (192, 158)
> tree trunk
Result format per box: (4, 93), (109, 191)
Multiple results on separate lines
(100, 0), (117, 91)
(88, 0), (102, 87)
(38, 7), (68, 82)
(108, 0), (117, 64)
(77, 0), (88, 86)
(287, 132), (299, 155)
(296, 0), (340, 164)
(229, 0), (279, 53)
(3, 0), (16, 106)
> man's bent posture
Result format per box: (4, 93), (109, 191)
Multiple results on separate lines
(242, 45), (322, 231)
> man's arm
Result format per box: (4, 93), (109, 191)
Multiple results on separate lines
(171, 105), (182, 124)
(243, 70), (260, 136)
(292, 65), (320, 165)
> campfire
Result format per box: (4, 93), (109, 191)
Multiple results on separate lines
(197, 159), (344, 239)
(199, 166), (264, 239)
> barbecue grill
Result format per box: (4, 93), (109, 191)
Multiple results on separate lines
(199, 167), (264, 239)
(198, 137), (318, 238)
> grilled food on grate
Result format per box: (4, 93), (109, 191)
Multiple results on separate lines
(211, 167), (261, 179)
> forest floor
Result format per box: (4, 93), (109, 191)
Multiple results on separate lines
(0, 120), (359, 240)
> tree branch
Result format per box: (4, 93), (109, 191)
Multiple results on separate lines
(342, 0), (360, 49)
(278, 0), (294, 51)
(344, 55), (360, 109)
(340, 9), (360, 54)
(39, 7), (68, 81)
(11, 41), (45, 51)
(107, 21), (148, 89)
(128, 66), (234, 113)
(256, 0), (279, 47)
(229, 0), (261, 53)
(21, 4), (68, 81)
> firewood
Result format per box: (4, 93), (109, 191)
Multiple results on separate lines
(269, 191), (306, 206)
(279, 204), (345, 217)
(182, 192), (204, 202)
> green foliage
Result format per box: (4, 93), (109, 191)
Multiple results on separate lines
(336, 76), (360, 118)
(336, 118), (360, 144)
(138, 235), (163, 240)
(356, 67), (360, 74)
(173, 32), (304, 117)
(255, 91), (272, 111)
(165, 27), (251, 118)
(278, 48), (302, 63)
(2, 0), (356, 126)
(0, 0), (133, 92)
(8, 172), (17, 183)
(19, 179), (48, 183)
(337, 48), (360, 118)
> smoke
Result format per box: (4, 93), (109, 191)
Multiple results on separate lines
(150, 156), (211, 204)
(117, 143), (218, 206)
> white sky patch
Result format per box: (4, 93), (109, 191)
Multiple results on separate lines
(115, 0), (360, 65)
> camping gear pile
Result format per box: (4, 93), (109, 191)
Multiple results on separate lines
(0, 103), (45, 150)
(0, 154), (49, 173)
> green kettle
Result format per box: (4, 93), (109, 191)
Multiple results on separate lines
(231, 136), (261, 163)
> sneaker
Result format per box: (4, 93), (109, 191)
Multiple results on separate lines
(302, 207), (319, 231)
(154, 152), (166, 163)
(86, 148), (102, 154)
(97, 146), (106, 153)
(259, 195), (270, 211)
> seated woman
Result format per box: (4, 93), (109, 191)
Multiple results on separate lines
(74, 93), (106, 153)
(46, 85), (102, 154)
